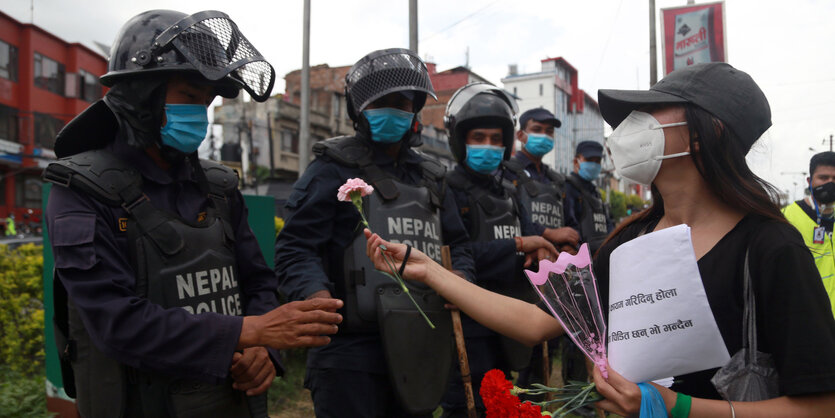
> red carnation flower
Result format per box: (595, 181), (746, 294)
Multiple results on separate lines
(481, 369), (546, 417)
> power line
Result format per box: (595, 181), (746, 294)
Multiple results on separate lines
(590, 0), (625, 91)
(420, 1), (501, 43)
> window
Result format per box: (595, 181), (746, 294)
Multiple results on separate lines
(539, 84), (543, 96)
(513, 87), (517, 96)
(331, 93), (341, 118)
(0, 105), (18, 142)
(33, 113), (65, 149)
(0, 40), (18, 82)
(280, 129), (298, 153)
(34, 53), (65, 95)
(23, 175), (42, 209)
(78, 69), (102, 102)
(14, 174), (42, 209)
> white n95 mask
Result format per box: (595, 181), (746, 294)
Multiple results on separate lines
(607, 111), (689, 185)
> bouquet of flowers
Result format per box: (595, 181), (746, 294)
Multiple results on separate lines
(525, 243), (608, 377)
(338, 178), (434, 328)
(482, 243), (608, 417)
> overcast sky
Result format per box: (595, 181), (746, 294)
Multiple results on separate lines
(4, 0), (834, 201)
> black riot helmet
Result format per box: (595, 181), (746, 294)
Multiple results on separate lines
(444, 82), (518, 163)
(345, 48), (437, 122)
(101, 9), (275, 102)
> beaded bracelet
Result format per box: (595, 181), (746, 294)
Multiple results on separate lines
(670, 393), (692, 418)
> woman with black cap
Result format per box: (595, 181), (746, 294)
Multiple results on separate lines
(364, 63), (835, 416)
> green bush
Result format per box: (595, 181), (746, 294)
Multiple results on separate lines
(268, 348), (311, 414)
(0, 367), (48, 418)
(625, 193), (647, 210)
(608, 190), (627, 220)
(275, 217), (285, 236)
(0, 244), (45, 376)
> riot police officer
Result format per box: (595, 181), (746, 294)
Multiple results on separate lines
(564, 140), (614, 255)
(504, 108), (580, 253)
(43, 10), (342, 418)
(441, 83), (557, 417)
(275, 48), (475, 417)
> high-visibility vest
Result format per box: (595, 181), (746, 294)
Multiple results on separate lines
(783, 201), (835, 318)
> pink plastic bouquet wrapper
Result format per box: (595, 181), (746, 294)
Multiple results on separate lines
(524, 243), (608, 377)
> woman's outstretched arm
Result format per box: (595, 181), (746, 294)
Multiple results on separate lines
(364, 229), (563, 346)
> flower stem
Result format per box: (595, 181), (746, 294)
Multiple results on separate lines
(377, 238), (435, 329)
(348, 191), (434, 329)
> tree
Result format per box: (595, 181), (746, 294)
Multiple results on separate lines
(608, 190), (627, 220)
(625, 193), (647, 211)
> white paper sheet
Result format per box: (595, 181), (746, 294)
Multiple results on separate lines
(607, 224), (730, 383)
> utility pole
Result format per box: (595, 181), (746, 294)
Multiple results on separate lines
(409, 0), (418, 52)
(267, 110), (275, 178)
(826, 134), (834, 152)
(649, 0), (657, 87)
(299, 0), (311, 176)
(248, 118), (258, 195)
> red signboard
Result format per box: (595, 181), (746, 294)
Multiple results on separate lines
(661, 1), (726, 75)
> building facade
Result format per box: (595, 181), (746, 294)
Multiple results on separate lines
(212, 94), (352, 184)
(214, 61), (464, 183)
(501, 57), (606, 177)
(0, 11), (107, 224)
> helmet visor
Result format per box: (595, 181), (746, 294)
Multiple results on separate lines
(155, 11), (275, 102)
(346, 49), (436, 113)
(445, 82), (519, 119)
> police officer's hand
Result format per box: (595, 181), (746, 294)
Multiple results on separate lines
(230, 347), (275, 395)
(516, 236), (558, 267)
(543, 227), (580, 247)
(364, 229), (431, 282)
(238, 299), (343, 350)
(559, 244), (578, 255)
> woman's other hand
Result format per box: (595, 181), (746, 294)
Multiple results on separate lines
(592, 362), (676, 417)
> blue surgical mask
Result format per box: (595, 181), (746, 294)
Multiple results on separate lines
(362, 108), (414, 143)
(524, 133), (554, 157)
(160, 104), (209, 153)
(465, 144), (505, 174)
(578, 161), (602, 181)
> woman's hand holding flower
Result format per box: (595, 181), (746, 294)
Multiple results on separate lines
(364, 229), (431, 283)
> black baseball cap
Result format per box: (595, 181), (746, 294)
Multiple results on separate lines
(598, 62), (771, 153)
(519, 108), (562, 129)
(576, 141), (603, 159)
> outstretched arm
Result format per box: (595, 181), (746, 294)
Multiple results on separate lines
(364, 229), (563, 346)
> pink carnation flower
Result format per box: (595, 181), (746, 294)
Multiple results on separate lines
(338, 178), (375, 202)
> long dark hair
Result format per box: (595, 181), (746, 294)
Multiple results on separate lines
(604, 104), (785, 245)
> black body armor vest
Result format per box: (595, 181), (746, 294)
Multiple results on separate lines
(566, 175), (610, 254)
(44, 150), (252, 418)
(447, 170), (520, 243)
(313, 136), (454, 415)
(503, 159), (566, 229)
(446, 169), (535, 370)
